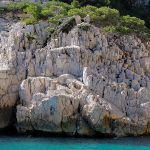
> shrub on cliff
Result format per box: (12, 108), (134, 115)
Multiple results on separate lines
(68, 6), (119, 26)
(93, 7), (120, 26)
(3, 1), (150, 38)
(23, 3), (42, 20)
(103, 25), (132, 34)
(120, 15), (145, 31)
(71, 0), (80, 8)
(43, 1), (72, 12)
(68, 8), (85, 17)
(23, 17), (38, 25)
(41, 1), (72, 25)
(41, 4), (67, 19)
(7, 2), (30, 11)
(103, 15), (150, 37)
(6, 2), (42, 24)
(60, 0), (111, 6)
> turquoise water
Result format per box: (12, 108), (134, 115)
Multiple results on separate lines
(1, 136), (150, 150)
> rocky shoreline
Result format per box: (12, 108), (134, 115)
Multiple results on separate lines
(0, 15), (150, 137)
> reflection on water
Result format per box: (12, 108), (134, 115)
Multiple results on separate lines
(0, 136), (150, 150)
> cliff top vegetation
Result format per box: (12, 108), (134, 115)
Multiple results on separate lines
(0, 0), (150, 39)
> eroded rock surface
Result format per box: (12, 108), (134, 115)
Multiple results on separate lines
(0, 17), (48, 128)
(0, 16), (150, 136)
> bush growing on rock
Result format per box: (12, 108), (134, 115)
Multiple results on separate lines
(71, 0), (80, 8)
(103, 25), (132, 34)
(67, 8), (85, 18)
(120, 15), (145, 31)
(68, 6), (119, 26)
(23, 3), (42, 20)
(81, 5), (98, 22)
(6, 2), (42, 24)
(7, 2), (30, 11)
(48, 14), (65, 26)
(41, 1), (69, 19)
(92, 7), (120, 26)
(23, 17), (38, 25)
(41, 1), (72, 26)
(103, 15), (150, 37)
(62, 0), (111, 6)
(3, 1), (150, 37)
(56, 16), (77, 33)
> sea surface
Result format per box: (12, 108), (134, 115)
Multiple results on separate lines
(1, 136), (150, 150)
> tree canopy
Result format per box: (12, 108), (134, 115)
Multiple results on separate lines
(3, 0), (150, 38)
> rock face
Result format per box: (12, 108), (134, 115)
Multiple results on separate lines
(0, 18), (18, 128)
(0, 17), (48, 128)
(0, 16), (150, 137)
(17, 75), (94, 135)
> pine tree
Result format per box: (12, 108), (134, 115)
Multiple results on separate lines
(71, 0), (80, 8)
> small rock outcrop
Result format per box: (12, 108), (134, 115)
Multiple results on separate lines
(0, 16), (150, 137)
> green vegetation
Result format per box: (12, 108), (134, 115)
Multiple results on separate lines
(2, 0), (150, 38)
(71, 0), (80, 8)
(6, 2), (30, 11)
(25, 33), (37, 42)
(56, 0), (150, 29)
(78, 23), (91, 31)
(60, 0), (111, 7)
(56, 16), (76, 33)
(103, 15), (148, 35)
(68, 6), (120, 26)
(5, 2), (42, 24)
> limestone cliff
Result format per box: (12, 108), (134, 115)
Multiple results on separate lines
(0, 16), (150, 137)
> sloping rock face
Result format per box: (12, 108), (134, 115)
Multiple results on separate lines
(0, 17), (48, 128)
(0, 18), (18, 128)
(1, 16), (150, 136)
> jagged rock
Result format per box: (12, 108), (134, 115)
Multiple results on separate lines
(0, 16), (150, 137)
(17, 75), (94, 135)
(16, 74), (150, 137)
(75, 15), (81, 25)
(84, 15), (90, 24)
(0, 18), (49, 129)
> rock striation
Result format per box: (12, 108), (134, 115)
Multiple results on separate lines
(0, 16), (150, 137)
